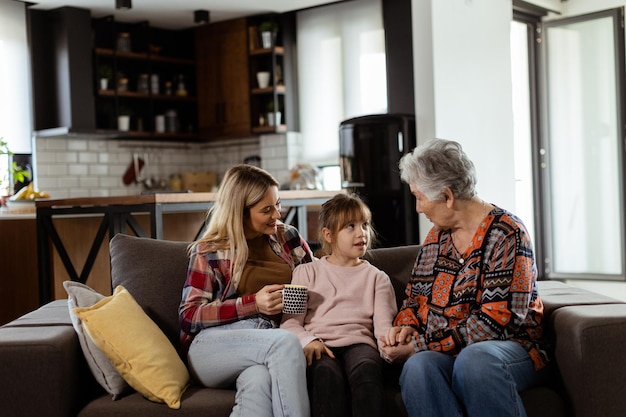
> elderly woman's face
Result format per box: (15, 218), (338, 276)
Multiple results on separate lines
(409, 184), (449, 230)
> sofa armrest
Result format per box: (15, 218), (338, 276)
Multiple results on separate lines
(0, 301), (93, 417)
(552, 303), (626, 417)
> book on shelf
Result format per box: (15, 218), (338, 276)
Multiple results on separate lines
(248, 25), (261, 51)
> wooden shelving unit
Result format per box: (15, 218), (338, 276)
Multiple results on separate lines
(247, 15), (288, 134)
(92, 17), (198, 140)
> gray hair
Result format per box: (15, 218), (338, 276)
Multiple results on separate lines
(398, 139), (477, 201)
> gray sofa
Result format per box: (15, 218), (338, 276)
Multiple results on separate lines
(2, 233), (626, 417)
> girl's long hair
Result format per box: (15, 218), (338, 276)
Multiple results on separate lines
(318, 193), (375, 256)
(193, 164), (279, 275)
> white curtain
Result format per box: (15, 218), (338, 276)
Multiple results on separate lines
(297, 0), (387, 166)
(0, 0), (32, 154)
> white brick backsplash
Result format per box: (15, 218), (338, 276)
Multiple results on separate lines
(79, 152), (99, 164)
(56, 152), (78, 163)
(43, 138), (68, 150)
(89, 164), (108, 176)
(32, 134), (303, 198)
(67, 140), (88, 151)
(57, 176), (80, 188)
(68, 164), (89, 176)
(47, 164), (69, 176)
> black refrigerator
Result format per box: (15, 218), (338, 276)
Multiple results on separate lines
(339, 113), (419, 248)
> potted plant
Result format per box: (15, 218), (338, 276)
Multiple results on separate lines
(97, 64), (113, 90)
(0, 138), (30, 203)
(117, 104), (132, 132)
(265, 100), (282, 127)
(258, 21), (278, 48)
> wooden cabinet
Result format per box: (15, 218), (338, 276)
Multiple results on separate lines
(92, 17), (198, 140)
(196, 18), (251, 139)
(0, 217), (39, 325)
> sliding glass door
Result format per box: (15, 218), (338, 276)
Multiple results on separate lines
(542, 8), (626, 280)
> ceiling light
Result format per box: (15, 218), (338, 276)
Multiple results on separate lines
(194, 10), (210, 25)
(116, 0), (132, 10)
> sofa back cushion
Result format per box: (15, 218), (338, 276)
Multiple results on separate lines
(109, 234), (190, 350)
(364, 245), (420, 309)
(108, 235), (422, 348)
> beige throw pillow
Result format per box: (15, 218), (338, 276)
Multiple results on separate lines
(73, 285), (190, 409)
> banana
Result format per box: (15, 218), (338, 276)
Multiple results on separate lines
(8, 183), (50, 201)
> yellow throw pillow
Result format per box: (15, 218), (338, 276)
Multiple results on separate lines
(74, 286), (189, 409)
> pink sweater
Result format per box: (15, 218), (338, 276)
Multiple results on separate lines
(281, 256), (397, 352)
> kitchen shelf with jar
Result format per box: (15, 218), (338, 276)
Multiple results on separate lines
(246, 12), (299, 135)
(248, 29), (286, 133)
(92, 17), (198, 140)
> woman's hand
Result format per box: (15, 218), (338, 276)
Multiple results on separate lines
(255, 284), (284, 315)
(379, 326), (415, 347)
(303, 339), (335, 366)
(380, 342), (415, 363)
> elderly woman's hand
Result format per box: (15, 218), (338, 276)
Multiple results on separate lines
(380, 341), (415, 363)
(255, 284), (284, 315)
(380, 326), (415, 347)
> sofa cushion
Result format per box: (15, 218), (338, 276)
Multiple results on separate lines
(74, 286), (190, 409)
(78, 386), (236, 417)
(364, 245), (419, 308)
(537, 280), (622, 319)
(109, 234), (190, 350)
(63, 281), (131, 399)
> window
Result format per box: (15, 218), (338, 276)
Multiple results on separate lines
(542, 8), (626, 280)
(296, 0), (387, 167)
(0, 0), (32, 154)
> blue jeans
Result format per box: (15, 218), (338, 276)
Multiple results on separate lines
(188, 317), (310, 417)
(400, 340), (544, 417)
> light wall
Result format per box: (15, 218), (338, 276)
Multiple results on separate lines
(411, 0), (518, 242)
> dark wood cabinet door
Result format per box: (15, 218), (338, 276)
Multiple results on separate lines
(196, 18), (250, 139)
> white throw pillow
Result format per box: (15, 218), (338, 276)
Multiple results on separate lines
(63, 280), (132, 399)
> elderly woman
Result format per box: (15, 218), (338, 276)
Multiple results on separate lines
(379, 139), (548, 417)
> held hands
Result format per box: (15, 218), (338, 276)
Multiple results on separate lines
(255, 284), (284, 315)
(303, 339), (335, 366)
(378, 326), (417, 364)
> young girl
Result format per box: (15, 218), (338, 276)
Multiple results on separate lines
(281, 193), (397, 417)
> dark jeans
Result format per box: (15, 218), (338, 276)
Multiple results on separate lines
(307, 343), (384, 417)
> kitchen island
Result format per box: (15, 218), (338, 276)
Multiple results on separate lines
(36, 190), (341, 304)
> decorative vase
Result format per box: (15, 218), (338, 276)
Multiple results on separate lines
(118, 115), (130, 131)
(256, 71), (270, 88)
(261, 31), (273, 48)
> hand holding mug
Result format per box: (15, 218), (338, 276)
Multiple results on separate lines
(255, 284), (284, 315)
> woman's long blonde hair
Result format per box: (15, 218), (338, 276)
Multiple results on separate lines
(193, 164), (280, 275)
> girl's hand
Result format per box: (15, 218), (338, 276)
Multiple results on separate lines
(303, 339), (335, 366)
(255, 284), (284, 315)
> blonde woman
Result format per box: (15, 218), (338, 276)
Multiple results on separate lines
(179, 164), (313, 417)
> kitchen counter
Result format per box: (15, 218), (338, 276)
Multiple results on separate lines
(0, 211), (36, 220)
(36, 190), (342, 304)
